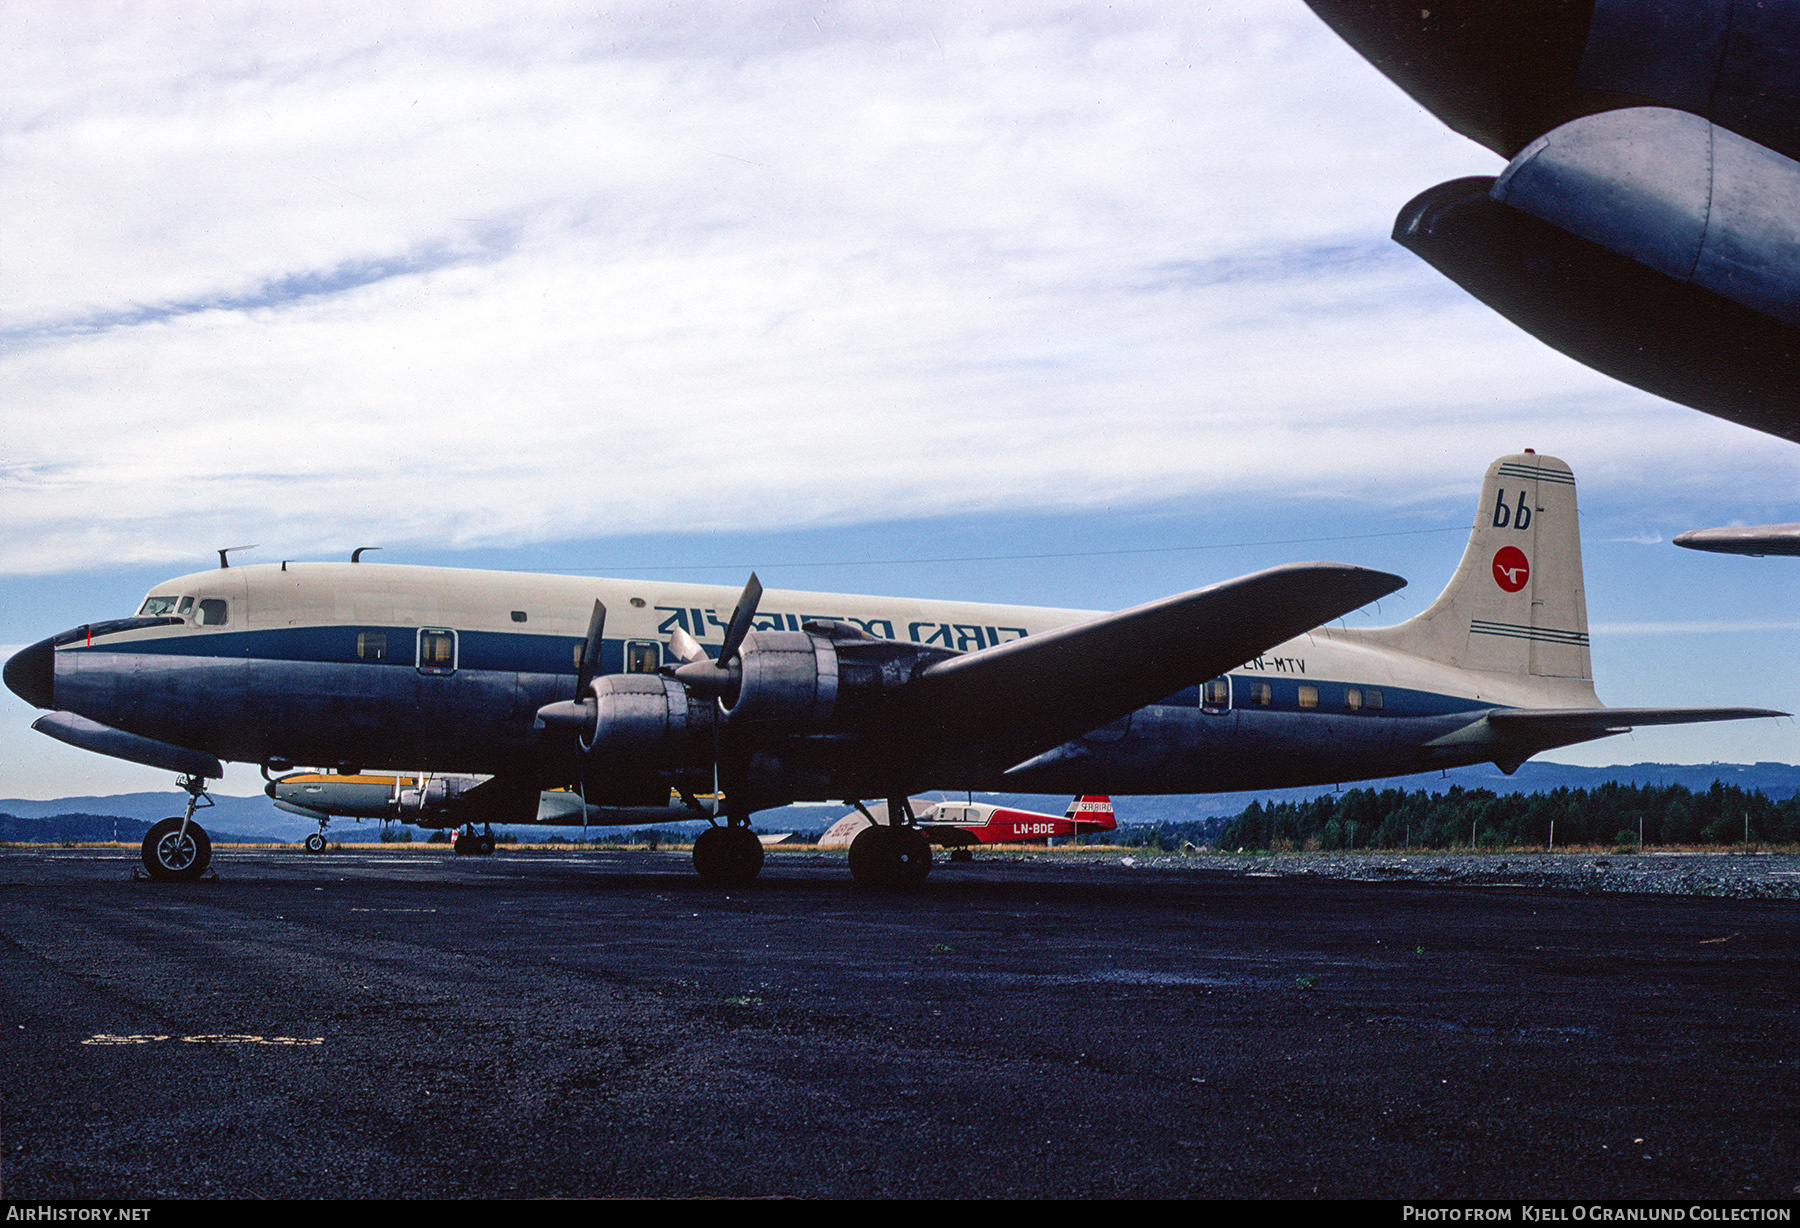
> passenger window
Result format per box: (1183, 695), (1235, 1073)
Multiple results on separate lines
(1345, 688), (1363, 711)
(1248, 682), (1272, 706)
(1366, 689), (1384, 711)
(197, 599), (228, 626)
(1203, 677), (1230, 709)
(511, 611), (528, 623)
(357, 631), (387, 660)
(1297, 685), (1318, 709)
(626, 642), (660, 673)
(418, 629), (456, 675)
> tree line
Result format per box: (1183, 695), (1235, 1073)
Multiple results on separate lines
(1115, 781), (1800, 851)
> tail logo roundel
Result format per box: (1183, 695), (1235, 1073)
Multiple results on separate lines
(1491, 546), (1530, 593)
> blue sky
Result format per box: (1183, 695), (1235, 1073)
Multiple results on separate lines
(1, 1), (1793, 798)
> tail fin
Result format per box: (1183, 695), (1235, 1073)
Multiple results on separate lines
(1065, 795), (1116, 831)
(1359, 453), (1593, 683)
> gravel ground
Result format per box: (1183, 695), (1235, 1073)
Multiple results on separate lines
(1046, 848), (1800, 899)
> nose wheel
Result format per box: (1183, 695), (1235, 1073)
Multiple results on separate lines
(139, 775), (215, 882)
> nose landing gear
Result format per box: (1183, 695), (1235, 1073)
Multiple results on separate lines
(139, 774), (215, 882)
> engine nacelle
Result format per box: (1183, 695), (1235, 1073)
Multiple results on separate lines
(721, 630), (839, 728)
(720, 623), (956, 736)
(582, 673), (714, 781)
(396, 776), (451, 814)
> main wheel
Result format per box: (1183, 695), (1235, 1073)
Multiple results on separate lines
(476, 833), (496, 855)
(894, 827), (933, 883)
(692, 826), (764, 885)
(142, 817), (212, 882)
(304, 832), (326, 853)
(453, 833), (474, 855)
(850, 826), (933, 886)
(847, 825), (896, 885)
(949, 847), (973, 863)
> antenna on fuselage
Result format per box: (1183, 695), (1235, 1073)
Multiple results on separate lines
(217, 545), (258, 569)
(352, 547), (381, 562)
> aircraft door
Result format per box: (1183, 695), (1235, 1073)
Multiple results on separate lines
(417, 628), (457, 676)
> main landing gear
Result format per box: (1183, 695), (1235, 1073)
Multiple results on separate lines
(691, 822), (763, 886)
(453, 825), (496, 856)
(140, 774), (214, 882)
(846, 797), (932, 887)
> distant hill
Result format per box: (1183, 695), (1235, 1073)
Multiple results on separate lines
(0, 813), (155, 844)
(0, 812), (282, 845)
(4, 762), (1796, 840)
(0, 791), (309, 838)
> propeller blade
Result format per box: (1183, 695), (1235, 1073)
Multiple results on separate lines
(669, 626), (709, 665)
(717, 573), (763, 663)
(575, 600), (606, 697)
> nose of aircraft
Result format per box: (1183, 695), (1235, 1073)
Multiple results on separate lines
(4, 637), (55, 709)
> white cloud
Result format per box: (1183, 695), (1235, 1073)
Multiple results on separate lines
(2, 1), (1795, 579)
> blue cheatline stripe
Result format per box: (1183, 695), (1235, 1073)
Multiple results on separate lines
(1495, 463), (1575, 485)
(62, 625), (593, 675)
(1470, 619), (1589, 645)
(67, 625), (1511, 721)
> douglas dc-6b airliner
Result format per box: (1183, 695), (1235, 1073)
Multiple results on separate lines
(5, 453), (1780, 885)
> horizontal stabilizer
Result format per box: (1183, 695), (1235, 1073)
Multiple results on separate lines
(908, 562), (1405, 772)
(1427, 706), (1787, 751)
(1487, 707), (1790, 733)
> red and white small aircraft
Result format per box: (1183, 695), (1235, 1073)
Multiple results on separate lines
(822, 796), (1116, 862)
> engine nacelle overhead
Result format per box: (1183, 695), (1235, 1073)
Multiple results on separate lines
(1308, 0), (1800, 443)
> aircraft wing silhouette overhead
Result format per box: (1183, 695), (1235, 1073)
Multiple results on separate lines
(1672, 524), (1800, 556)
(1307, 0), (1800, 443)
(905, 562), (1405, 773)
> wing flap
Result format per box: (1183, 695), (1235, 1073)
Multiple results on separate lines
(905, 562), (1406, 772)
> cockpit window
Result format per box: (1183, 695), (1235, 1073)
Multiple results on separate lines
(138, 596), (180, 616)
(197, 599), (228, 626)
(177, 596), (193, 615)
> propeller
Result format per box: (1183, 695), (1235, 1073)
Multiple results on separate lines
(672, 572), (762, 702)
(665, 574), (764, 822)
(536, 599), (606, 737)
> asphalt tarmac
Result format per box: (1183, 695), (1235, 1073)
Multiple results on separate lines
(2, 845), (1796, 1200)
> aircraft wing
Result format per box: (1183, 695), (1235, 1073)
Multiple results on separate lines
(1673, 525), (1800, 558)
(903, 562), (1406, 773)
